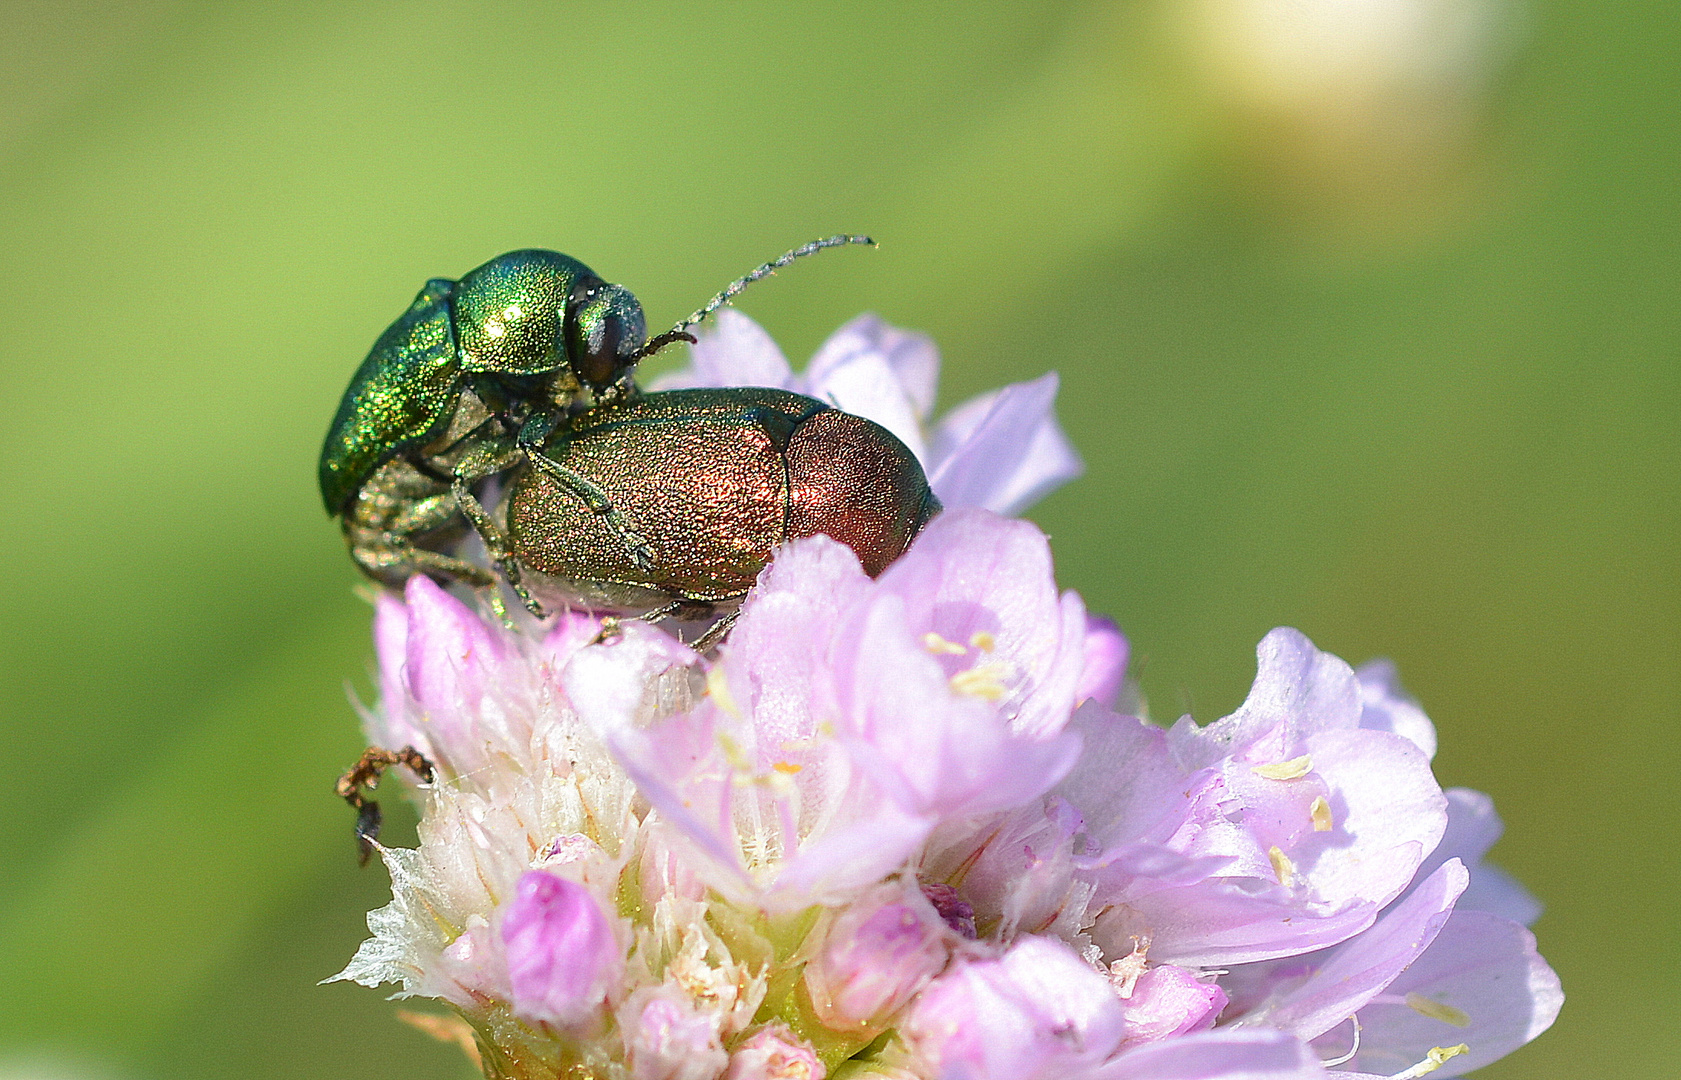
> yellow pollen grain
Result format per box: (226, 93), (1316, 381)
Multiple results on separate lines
(706, 665), (742, 719)
(1252, 755), (1313, 780)
(923, 632), (967, 655)
(1268, 846), (1295, 886)
(1406, 993), (1470, 1027)
(970, 631), (996, 652)
(502, 304), (523, 321)
(484, 320), (505, 339)
(950, 664), (1008, 701)
(772, 761), (803, 775)
(1311, 796), (1334, 832)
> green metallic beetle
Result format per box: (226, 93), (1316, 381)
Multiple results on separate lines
(319, 249), (655, 588)
(479, 386), (940, 636)
(319, 238), (872, 596)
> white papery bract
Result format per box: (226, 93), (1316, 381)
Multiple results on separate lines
(331, 316), (1558, 1080)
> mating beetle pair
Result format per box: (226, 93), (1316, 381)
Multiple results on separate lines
(319, 238), (939, 633)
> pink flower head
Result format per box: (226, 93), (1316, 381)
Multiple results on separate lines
(330, 313), (1558, 1080)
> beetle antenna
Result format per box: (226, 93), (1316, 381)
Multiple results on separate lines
(629, 235), (875, 361)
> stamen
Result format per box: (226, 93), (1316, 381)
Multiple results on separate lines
(1252, 755), (1313, 780)
(923, 632), (967, 655)
(1406, 992), (1470, 1027)
(1386, 1044), (1469, 1079)
(1268, 846), (1295, 886)
(772, 761), (803, 775)
(1107, 933), (1152, 999)
(949, 663), (1009, 701)
(706, 664), (742, 719)
(969, 631), (997, 652)
(1311, 795), (1334, 832)
(716, 731), (752, 772)
(1319, 1014), (1362, 1068)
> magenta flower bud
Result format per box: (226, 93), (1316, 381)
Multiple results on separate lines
(804, 882), (952, 1031)
(501, 870), (622, 1030)
(723, 1025), (824, 1080)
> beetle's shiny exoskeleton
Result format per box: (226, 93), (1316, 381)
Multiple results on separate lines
(319, 238), (876, 600)
(319, 250), (649, 587)
(492, 387), (940, 621)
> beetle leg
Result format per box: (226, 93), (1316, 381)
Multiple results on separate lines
(336, 745), (436, 865)
(348, 494), (498, 588)
(356, 542), (498, 589)
(383, 496), (496, 586)
(523, 449), (658, 571)
(451, 476), (547, 619)
(446, 440), (551, 617)
(633, 601), (686, 624)
(690, 611), (741, 654)
(589, 615), (623, 646)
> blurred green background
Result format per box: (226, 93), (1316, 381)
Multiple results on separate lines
(0, 1), (1672, 1077)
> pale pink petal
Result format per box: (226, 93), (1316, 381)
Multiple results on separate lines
(542, 608), (607, 669)
(1090, 1029), (1327, 1080)
(1412, 788), (1542, 926)
(806, 313), (940, 419)
(903, 936), (1126, 1080)
(832, 592), (1081, 817)
(651, 309), (794, 390)
(620, 985), (729, 1080)
(1118, 965), (1227, 1047)
(875, 508), (1087, 740)
(1355, 660), (1437, 759)
(1323, 911), (1562, 1077)
(1168, 629), (1362, 772)
(1080, 616), (1131, 708)
(1110, 881), (1383, 970)
(1060, 706), (1209, 856)
(371, 589), (415, 747)
(927, 373), (1084, 515)
(754, 801), (934, 912)
(1236, 860), (1468, 1040)
(402, 575), (507, 716)
(722, 532), (875, 746)
(803, 879), (951, 1031)
(1280, 729), (1446, 914)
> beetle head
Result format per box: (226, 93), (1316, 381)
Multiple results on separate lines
(566, 279), (648, 391)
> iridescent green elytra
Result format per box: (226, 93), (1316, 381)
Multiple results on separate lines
(318, 249), (649, 587)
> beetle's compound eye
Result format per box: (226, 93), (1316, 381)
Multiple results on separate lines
(567, 280), (647, 390)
